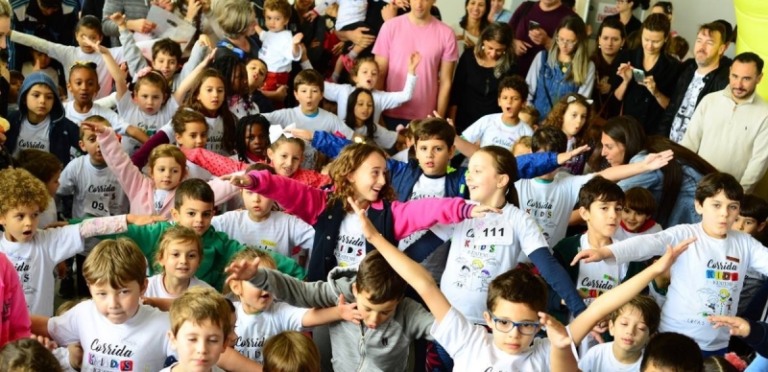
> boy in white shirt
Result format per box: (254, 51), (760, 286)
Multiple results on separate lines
(572, 172), (768, 356)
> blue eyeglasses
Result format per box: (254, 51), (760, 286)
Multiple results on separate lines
(488, 311), (541, 335)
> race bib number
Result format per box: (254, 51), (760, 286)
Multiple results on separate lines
(84, 194), (111, 217)
(473, 216), (511, 246)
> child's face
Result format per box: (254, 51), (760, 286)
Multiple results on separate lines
(415, 138), (453, 177)
(267, 142), (303, 178)
(347, 152), (387, 202)
(466, 151), (506, 204)
(580, 200), (622, 238)
(89, 279), (146, 324)
(9, 78), (22, 100)
(0, 205), (41, 243)
(609, 306), (651, 355)
(75, 27), (103, 54)
(153, 52), (179, 81)
(695, 190), (740, 239)
(151, 157), (185, 191)
(518, 111), (533, 125)
(80, 129), (105, 164)
(733, 215), (766, 236)
(353, 62), (379, 90)
(483, 299), (539, 355)
(353, 92), (374, 125)
(246, 124), (269, 158)
(25, 83), (55, 122)
(68, 68), (99, 106)
(134, 83), (165, 115)
(621, 207), (649, 233)
(159, 239), (202, 282)
(171, 197), (215, 235)
(46, 170), (61, 197)
(169, 319), (226, 372)
(232, 271), (275, 314)
(352, 286), (400, 329)
(242, 189), (274, 221)
(511, 142), (532, 156)
(497, 88), (523, 121)
(196, 77), (225, 113)
(264, 9), (289, 32)
(561, 103), (588, 138)
(246, 59), (267, 91)
(175, 121), (209, 149)
(294, 84), (323, 113)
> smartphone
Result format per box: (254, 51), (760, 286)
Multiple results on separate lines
(632, 68), (646, 84)
(528, 20), (541, 30)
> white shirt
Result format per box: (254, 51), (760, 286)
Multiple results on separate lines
(159, 116), (227, 156)
(0, 225), (82, 316)
(614, 223), (663, 241)
(398, 174), (446, 250)
(14, 117), (50, 156)
(669, 71), (706, 143)
(38, 196), (58, 229)
(48, 301), (173, 372)
(212, 210), (314, 261)
(186, 160), (214, 181)
(154, 189), (170, 213)
(574, 234), (629, 305)
(335, 213), (366, 268)
(144, 274), (213, 299)
(160, 364), (225, 372)
(323, 75), (417, 124)
(433, 203), (548, 323)
(258, 30), (300, 73)
(117, 93), (179, 156)
(461, 113), (534, 149)
(578, 342), (642, 372)
(63, 100), (130, 134)
(355, 124), (399, 150)
(233, 301), (307, 363)
(57, 155), (128, 218)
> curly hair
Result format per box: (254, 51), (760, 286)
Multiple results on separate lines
(0, 168), (50, 215)
(542, 93), (593, 147)
(327, 143), (396, 212)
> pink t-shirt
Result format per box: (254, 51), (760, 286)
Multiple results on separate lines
(373, 14), (458, 120)
(0, 252), (31, 347)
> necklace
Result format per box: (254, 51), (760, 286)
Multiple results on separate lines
(560, 61), (571, 73)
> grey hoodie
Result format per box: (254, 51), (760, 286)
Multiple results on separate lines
(249, 266), (435, 372)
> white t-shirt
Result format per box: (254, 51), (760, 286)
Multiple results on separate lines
(14, 117), (50, 156)
(356, 124), (399, 150)
(578, 342), (642, 372)
(614, 223), (663, 241)
(233, 301), (307, 363)
(574, 234), (629, 305)
(433, 307), (551, 371)
(159, 116), (227, 155)
(669, 71), (706, 143)
(186, 160), (214, 181)
(461, 113), (534, 149)
(63, 101), (129, 134)
(144, 274), (213, 299)
(38, 196), (58, 229)
(258, 30), (300, 73)
(48, 301), (173, 372)
(398, 174), (446, 250)
(211, 210), (314, 260)
(154, 189), (170, 213)
(514, 173), (594, 247)
(160, 364), (225, 372)
(57, 155), (128, 218)
(433, 203), (548, 323)
(117, 93), (179, 155)
(0, 225), (82, 316)
(610, 223), (768, 351)
(335, 213), (366, 268)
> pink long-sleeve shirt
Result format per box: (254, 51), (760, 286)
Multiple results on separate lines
(0, 252), (30, 346)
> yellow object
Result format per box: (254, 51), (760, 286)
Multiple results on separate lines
(734, 0), (768, 100)
(0, 117), (9, 133)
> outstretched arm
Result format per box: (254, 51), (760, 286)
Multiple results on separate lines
(597, 150), (673, 182)
(302, 294), (362, 327)
(174, 48), (216, 104)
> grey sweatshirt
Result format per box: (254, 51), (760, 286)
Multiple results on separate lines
(249, 266), (435, 372)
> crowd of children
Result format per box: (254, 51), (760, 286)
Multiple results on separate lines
(0, 0), (766, 371)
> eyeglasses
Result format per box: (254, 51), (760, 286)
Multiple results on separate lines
(488, 311), (541, 335)
(556, 38), (578, 47)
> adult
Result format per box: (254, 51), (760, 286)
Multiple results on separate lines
(603, 0), (648, 39)
(449, 22), (516, 134)
(593, 116), (716, 227)
(612, 13), (679, 136)
(292, 0), (328, 70)
(212, 0), (260, 62)
(681, 53), (768, 194)
(0, 0), (11, 119)
(9, 0), (79, 69)
(662, 22), (730, 142)
(488, 0), (511, 23)
(592, 17), (627, 122)
(101, 0), (153, 47)
(373, 0), (457, 128)
(525, 15), (594, 120)
(452, 0), (490, 53)
(508, 0), (575, 76)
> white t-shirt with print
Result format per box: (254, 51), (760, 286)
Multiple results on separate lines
(144, 274), (213, 299)
(117, 93), (179, 155)
(433, 307), (551, 371)
(154, 189), (170, 213)
(335, 213), (367, 268)
(160, 364), (225, 372)
(63, 100), (129, 134)
(14, 117), (50, 156)
(574, 234), (629, 305)
(461, 113), (534, 149)
(578, 342), (642, 372)
(398, 174), (446, 250)
(233, 301), (307, 363)
(614, 223), (663, 241)
(433, 203), (548, 323)
(48, 301), (173, 372)
(57, 155), (128, 218)
(159, 116), (227, 155)
(669, 71), (706, 143)
(211, 210), (314, 260)
(0, 225), (82, 316)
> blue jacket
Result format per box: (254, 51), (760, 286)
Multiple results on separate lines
(6, 72), (81, 166)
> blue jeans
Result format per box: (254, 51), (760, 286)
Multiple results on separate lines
(747, 354), (768, 372)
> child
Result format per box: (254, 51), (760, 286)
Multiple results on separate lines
(145, 226), (213, 299)
(572, 172), (768, 355)
(227, 248), (354, 362)
(0, 168), (148, 316)
(7, 70), (22, 112)
(618, 187), (663, 239)
(171, 108), (213, 181)
(453, 76), (534, 156)
(578, 295), (661, 371)
(734, 194), (768, 315)
(342, 88), (404, 151)
(9, 15), (125, 99)
(518, 104), (540, 129)
(324, 55), (419, 125)
(640, 332), (703, 371)
(542, 93), (592, 175)
(5, 72), (80, 166)
(709, 314), (768, 370)
(511, 135), (532, 156)
(0, 339), (62, 372)
(262, 331), (320, 372)
(245, 58), (274, 114)
(212, 164), (314, 263)
(160, 286), (233, 372)
(256, 0), (303, 95)
(14, 149), (62, 228)
(212, 54), (261, 118)
(0, 251), (30, 346)
(235, 114), (271, 164)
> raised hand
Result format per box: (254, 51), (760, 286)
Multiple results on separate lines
(293, 33), (304, 45)
(109, 12), (127, 29)
(348, 197), (380, 241)
(570, 248), (607, 266)
(221, 173), (254, 188)
(288, 128), (314, 141)
(80, 121), (108, 135)
(127, 214), (167, 226)
(642, 149), (674, 171)
(224, 257), (262, 286)
(127, 18), (157, 34)
(708, 315), (751, 337)
(337, 294), (363, 324)
(303, 10), (318, 22)
(556, 144), (591, 165)
(652, 237), (695, 274)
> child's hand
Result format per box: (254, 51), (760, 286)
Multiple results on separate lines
(68, 343), (84, 370)
(109, 12), (127, 29)
(652, 237), (695, 274)
(81, 121), (109, 135)
(337, 294), (363, 325)
(222, 173), (254, 188)
(203, 48), (217, 65)
(556, 144), (591, 165)
(288, 128), (314, 141)
(224, 257), (262, 285)
(539, 312), (571, 350)
(198, 34), (212, 48)
(303, 10), (318, 22)
(293, 32), (304, 45)
(30, 334), (58, 351)
(44, 221), (69, 229)
(469, 204), (501, 218)
(642, 149), (673, 171)
(80, 36), (108, 54)
(709, 315), (751, 337)
(570, 248), (607, 266)
(127, 18), (157, 34)
(185, 0), (202, 21)
(348, 197), (380, 241)
(127, 214), (167, 226)
(408, 52), (421, 74)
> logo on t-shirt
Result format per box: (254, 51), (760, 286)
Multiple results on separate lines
(17, 139), (46, 150)
(236, 336), (266, 362)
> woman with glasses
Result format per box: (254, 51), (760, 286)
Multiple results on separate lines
(525, 15), (594, 120)
(603, 0), (649, 39)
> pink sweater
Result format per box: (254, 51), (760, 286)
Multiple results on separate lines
(0, 252), (30, 346)
(243, 170), (474, 239)
(99, 128), (241, 217)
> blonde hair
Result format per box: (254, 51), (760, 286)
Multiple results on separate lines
(327, 143), (395, 212)
(83, 238), (147, 289)
(215, 0), (255, 37)
(55, 298), (88, 316)
(0, 168), (50, 215)
(154, 226), (202, 273)
(148, 144), (187, 177)
(225, 248), (276, 295)
(80, 115), (112, 139)
(0, 339), (63, 372)
(170, 286), (233, 338)
(548, 15), (591, 85)
(263, 331), (321, 372)
(0, 0), (11, 18)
